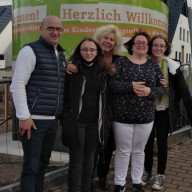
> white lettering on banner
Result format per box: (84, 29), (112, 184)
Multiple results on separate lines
(13, 6), (47, 25)
(60, 3), (168, 30)
(36, 0), (44, 3)
(13, 24), (40, 34)
(71, 26), (95, 33)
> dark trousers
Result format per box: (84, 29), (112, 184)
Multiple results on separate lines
(144, 109), (169, 174)
(94, 127), (115, 178)
(20, 119), (57, 192)
(68, 123), (98, 192)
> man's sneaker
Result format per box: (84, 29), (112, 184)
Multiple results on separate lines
(132, 183), (145, 192)
(152, 174), (165, 190)
(114, 185), (126, 192)
(141, 171), (153, 186)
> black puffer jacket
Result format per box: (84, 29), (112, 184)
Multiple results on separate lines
(26, 36), (66, 117)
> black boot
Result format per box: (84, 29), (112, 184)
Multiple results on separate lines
(99, 177), (109, 191)
(114, 185), (125, 192)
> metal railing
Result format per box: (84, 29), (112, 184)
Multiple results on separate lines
(0, 78), (12, 132)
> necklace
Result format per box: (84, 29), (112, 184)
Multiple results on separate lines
(83, 62), (94, 67)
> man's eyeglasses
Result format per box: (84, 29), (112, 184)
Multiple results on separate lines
(133, 41), (148, 46)
(80, 48), (97, 53)
(43, 26), (63, 32)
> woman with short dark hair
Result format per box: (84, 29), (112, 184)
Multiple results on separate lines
(109, 31), (165, 192)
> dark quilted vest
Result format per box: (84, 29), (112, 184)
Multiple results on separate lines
(26, 36), (66, 117)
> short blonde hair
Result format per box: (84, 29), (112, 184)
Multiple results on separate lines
(93, 24), (122, 56)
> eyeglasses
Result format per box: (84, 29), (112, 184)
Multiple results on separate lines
(152, 44), (166, 48)
(80, 48), (97, 53)
(133, 41), (148, 46)
(43, 26), (63, 32)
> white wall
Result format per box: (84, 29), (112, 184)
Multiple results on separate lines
(0, 1), (12, 68)
(170, 14), (191, 65)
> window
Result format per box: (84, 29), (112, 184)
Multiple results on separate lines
(0, 54), (4, 60)
(179, 27), (182, 40)
(186, 53), (188, 63)
(175, 51), (178, 60)
(179, 52), (181, 62)
(183, 29), (185, 41)
(187, 31), (189, 42)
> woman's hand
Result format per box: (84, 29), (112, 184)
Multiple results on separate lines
(138, 86), (151, 96)
(160, 78), (168, 87)
(66, 63), (78, 74)
(132, 81), (151, 96)
(132, 82), (145, 95)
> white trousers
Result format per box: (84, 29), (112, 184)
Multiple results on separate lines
(113, 121), (153, 185)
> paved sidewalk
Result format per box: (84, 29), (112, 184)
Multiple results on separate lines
(52, 138), (192, 192)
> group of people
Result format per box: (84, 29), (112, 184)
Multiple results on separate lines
(10, 15), (192, 192)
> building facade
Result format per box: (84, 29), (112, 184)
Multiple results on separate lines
(170, 14), (191, 64)
(0, 5), (12, 69)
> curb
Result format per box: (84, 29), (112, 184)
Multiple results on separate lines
(0, 167), (68, 192)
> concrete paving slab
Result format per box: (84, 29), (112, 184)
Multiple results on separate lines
(50, 138), (192, 192)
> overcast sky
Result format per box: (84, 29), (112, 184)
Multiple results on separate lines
(187, 0), (192, 7)
(0, 0), (11, 5)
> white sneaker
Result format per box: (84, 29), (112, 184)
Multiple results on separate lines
(141, 171), (153, 186)
(152, 174), (165, 190)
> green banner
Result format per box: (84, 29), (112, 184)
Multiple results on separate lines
(12, 0), (168, 60)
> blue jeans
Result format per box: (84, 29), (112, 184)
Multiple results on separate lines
(68, 123), (98, 192)
(20, 119), (57, 192)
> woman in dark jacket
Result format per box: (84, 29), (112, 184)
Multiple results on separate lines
(61, 37), (109, 192)
(66, 25), (123, 191)
(142, 34), (192, 191)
